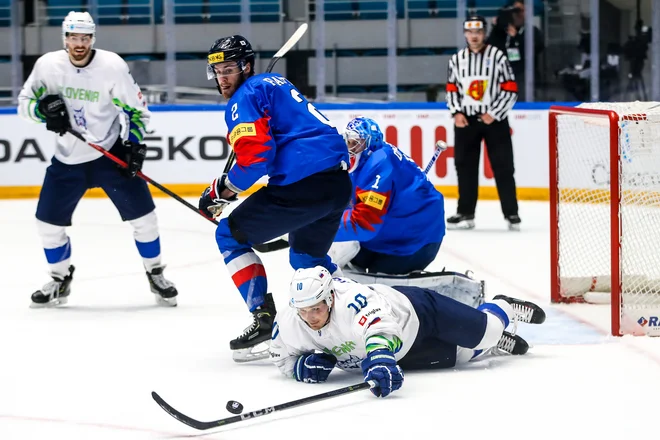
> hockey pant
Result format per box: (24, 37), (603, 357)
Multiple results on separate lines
(215, 167), (352, 312)
(395, 286), (514, 370)
(35, 140), (161, 276)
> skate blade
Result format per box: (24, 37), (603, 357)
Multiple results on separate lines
(507, 223), (521, 231)
(155, 294), (177, 307)
(447, 220), (475, 230)
(30, 297), (68, 308)
(232, 342), (270, 363)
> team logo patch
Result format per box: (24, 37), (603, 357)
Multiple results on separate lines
(229, 123), (257, 144)
(467, 79), (488, 101)
(358, 191), (387, 210)
(73, 107), (87, 129)
(208, 52), (225, 64)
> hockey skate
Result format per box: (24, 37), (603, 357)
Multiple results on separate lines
(31, 265), (75, 308)
(446, 213), (475, 230)
(494, 331), (529, 355)
(493, 294), (546, 324)
(146, 265), (178, 307)
(231, 293), (276, 363)
(506, 215), (521, 231)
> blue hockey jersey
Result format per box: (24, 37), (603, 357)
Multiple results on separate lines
(334, 143), (446, 255)
(224, 73), (349, 191)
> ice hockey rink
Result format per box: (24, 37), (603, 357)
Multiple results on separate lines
(2, 196), (660, 440)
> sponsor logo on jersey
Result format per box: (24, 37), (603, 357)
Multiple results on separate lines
(358, 191), (387, 210)
(229, 123), (257, 144)
(467, 79), (488, 101)
(63, 87), (100, 103)
(323, 341), (356, 357)
(358, 316), (367, 326)
(208, 52), (225, 64)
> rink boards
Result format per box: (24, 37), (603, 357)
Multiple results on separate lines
(0, 103), (568, 199)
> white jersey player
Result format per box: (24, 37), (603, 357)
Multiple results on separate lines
(270, 266), (545, 397)
(17, 11), (177, 308)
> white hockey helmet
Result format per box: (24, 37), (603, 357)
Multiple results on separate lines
(289, 266), (335, 311)
(62, 11), (96, 49)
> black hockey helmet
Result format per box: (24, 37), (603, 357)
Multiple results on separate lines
(463, 15), (487, 32)
(206, 35), (255, 80)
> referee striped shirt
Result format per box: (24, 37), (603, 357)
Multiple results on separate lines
(446, 45), (518, 121)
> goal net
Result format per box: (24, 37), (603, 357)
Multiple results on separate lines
(549, 102), (660, 336)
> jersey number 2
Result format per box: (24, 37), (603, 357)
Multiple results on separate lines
(290, 90), (335, 128)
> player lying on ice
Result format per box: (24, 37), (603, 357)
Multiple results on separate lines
(328, 117), (446, 276)
(270, 266), (545, 397)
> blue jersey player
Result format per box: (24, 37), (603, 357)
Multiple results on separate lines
(329, 117), (446, 275)
(198, 35), (352, 361)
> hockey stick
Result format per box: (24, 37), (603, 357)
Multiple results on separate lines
(66, 129), (285, 253)
(222, 22), (309, 175)
(264, 140), (449, 251)
(151, 380), (374, 431)
(424, 140), (448, 175)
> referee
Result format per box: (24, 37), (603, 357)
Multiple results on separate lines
(445, 15), (520, 231)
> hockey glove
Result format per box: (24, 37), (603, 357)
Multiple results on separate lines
(361, 349), (404, 397)
(293, 353), (337, 383)
(198, 174), (238, 219)
(37, 95), (71, 136)
(119, 140), (147, 178)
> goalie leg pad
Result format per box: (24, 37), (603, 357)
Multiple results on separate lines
(345, 269), (485, 308)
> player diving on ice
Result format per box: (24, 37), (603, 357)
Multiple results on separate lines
(17, 11), (177, 307)
(270, 267), (545, 397)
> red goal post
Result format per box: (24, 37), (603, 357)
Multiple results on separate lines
(549, 102), (660, 337)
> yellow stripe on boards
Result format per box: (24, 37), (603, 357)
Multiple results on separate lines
(0, 185), (551, 201)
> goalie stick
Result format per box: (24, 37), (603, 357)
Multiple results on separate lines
(151, 380), (374, 431)
(66, 129), (286, 253)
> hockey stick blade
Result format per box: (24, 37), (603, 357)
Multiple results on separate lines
(152, 381), (374, 431)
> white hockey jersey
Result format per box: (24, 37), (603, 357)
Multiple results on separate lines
(18, 49), (150, 165)
(270, 277), (421, 378)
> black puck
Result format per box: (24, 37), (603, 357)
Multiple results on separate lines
(226, 400), (244, 414)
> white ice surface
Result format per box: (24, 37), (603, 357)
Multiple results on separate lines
(1, 196), (659, 440)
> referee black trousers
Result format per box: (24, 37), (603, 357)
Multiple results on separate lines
(454, 117), (518, 217)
